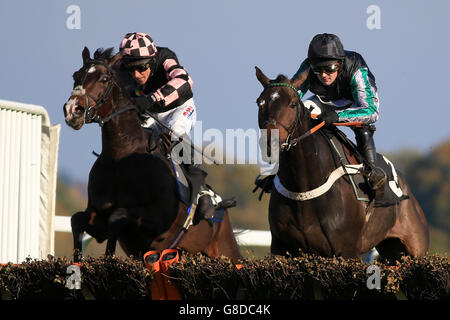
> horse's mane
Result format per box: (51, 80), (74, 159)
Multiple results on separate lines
(93, 47), (115, 61)
(94, 47), (149, 124)
(73, 46), (149, 124)
(270, 74), (289, 83)
(72, 47), (114, 83)
(267, 73), (313, 119)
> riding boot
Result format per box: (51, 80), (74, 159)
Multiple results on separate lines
(181, 163), (236, 224)
(195, 185), (216, 224)
(144, 128), (159, 153)
(180, 163), (215, 224)
(354, 125), (387, 190)
(180, 163), (207, 202)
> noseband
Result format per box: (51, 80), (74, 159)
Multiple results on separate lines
(73, 61), (137, 127)
(75, 61), (117, 124)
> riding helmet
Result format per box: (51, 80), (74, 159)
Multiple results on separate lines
(120, 32), (157, 61)
(308, 33), (345, 64)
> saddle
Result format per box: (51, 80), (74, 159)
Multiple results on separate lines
(320, 127), (409, 207)
(254, 127), (409, 207)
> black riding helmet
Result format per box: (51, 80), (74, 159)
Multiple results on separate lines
(308, 33), (345, 66)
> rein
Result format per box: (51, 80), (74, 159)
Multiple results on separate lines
(265, 82), (362, 151)
(73, 60), (135, 127)
(265, 83), (367, 202)
(96, 105), (138, 127)
(73, 59), (200, 252)
(266, 82), (326, 151)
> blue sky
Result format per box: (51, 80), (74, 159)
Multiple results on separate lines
(1, 0), (449, 182)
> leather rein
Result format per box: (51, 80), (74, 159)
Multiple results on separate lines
(264, 82), (325, 152)
(73, 60), (137, 127)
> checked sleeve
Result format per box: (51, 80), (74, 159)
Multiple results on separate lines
(152, 50), (194, 108)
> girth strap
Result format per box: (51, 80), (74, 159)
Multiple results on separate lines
(274, 164), (363, 201)
(167, 204), (197, 249)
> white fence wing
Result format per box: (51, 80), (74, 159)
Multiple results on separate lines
(0, 99), (60, 263)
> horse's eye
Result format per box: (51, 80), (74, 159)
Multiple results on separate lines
(101, 76), (109, 83)
(291, 101), (298, 108)
(257, 99), (266, 108)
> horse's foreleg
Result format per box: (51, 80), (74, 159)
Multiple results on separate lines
(105, 208), (129, 256)
(71, 211), (90, 262)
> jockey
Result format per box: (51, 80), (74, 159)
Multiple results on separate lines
(118, 32), (217, 222)
(293, 33), (387, 190)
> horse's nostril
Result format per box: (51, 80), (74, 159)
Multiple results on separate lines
(264, 119), (276, 128)
(75, 106), (84, 114)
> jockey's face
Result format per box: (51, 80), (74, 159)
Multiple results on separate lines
(316, 69), (338, 86)
(131, 67), (151, 85)
(311, 61), (340, 86)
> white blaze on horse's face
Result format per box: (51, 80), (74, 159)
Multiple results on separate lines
(88, 66), (96, 73)
(258, 100), (266, 107)
(71, 85), (86, 96)
(270, 91), (280, 101)
(65, 97), (79, 120)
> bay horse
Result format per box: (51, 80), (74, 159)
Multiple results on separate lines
(255, 66), (429, 261)
(63, 47), (240, 263)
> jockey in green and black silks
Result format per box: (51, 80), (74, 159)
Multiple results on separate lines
(293, 33), (387, 190)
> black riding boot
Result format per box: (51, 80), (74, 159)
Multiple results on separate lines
(196, 185), (216, 222)
(181, 163), (216, 224)
(354, 125), (387, 190)
(183, 163), (237, 224)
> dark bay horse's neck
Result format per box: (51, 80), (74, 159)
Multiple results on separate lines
(101, 105), (148, 160)
(99, 73), (150, 160)
(277, 132), (335, 192)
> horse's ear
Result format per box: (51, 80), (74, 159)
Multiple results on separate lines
(291, 66), (310, 89)
(109, 51), (123, 67)
(255, 66), (270, 87)
(82, 46), (91, 64)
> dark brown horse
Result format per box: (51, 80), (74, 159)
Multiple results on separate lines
(255, 66), (429, 260)
(63, 47), (240, 263)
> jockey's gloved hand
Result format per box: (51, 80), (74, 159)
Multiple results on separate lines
(132, 95), (158, 114)
(320, 110), (339, 125)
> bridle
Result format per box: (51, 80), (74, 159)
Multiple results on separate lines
(73, 60), (137, 127)
(263, 82), (325, 152)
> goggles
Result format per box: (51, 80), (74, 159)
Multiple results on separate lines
(311, 62), (340, 74)
(125, 62), (150, 73)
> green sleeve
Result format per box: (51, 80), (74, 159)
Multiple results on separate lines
(336, 67), (379, 123)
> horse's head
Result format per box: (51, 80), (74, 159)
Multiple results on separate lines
(64, 47), (123, 130)
(255, 66), (310, 152)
